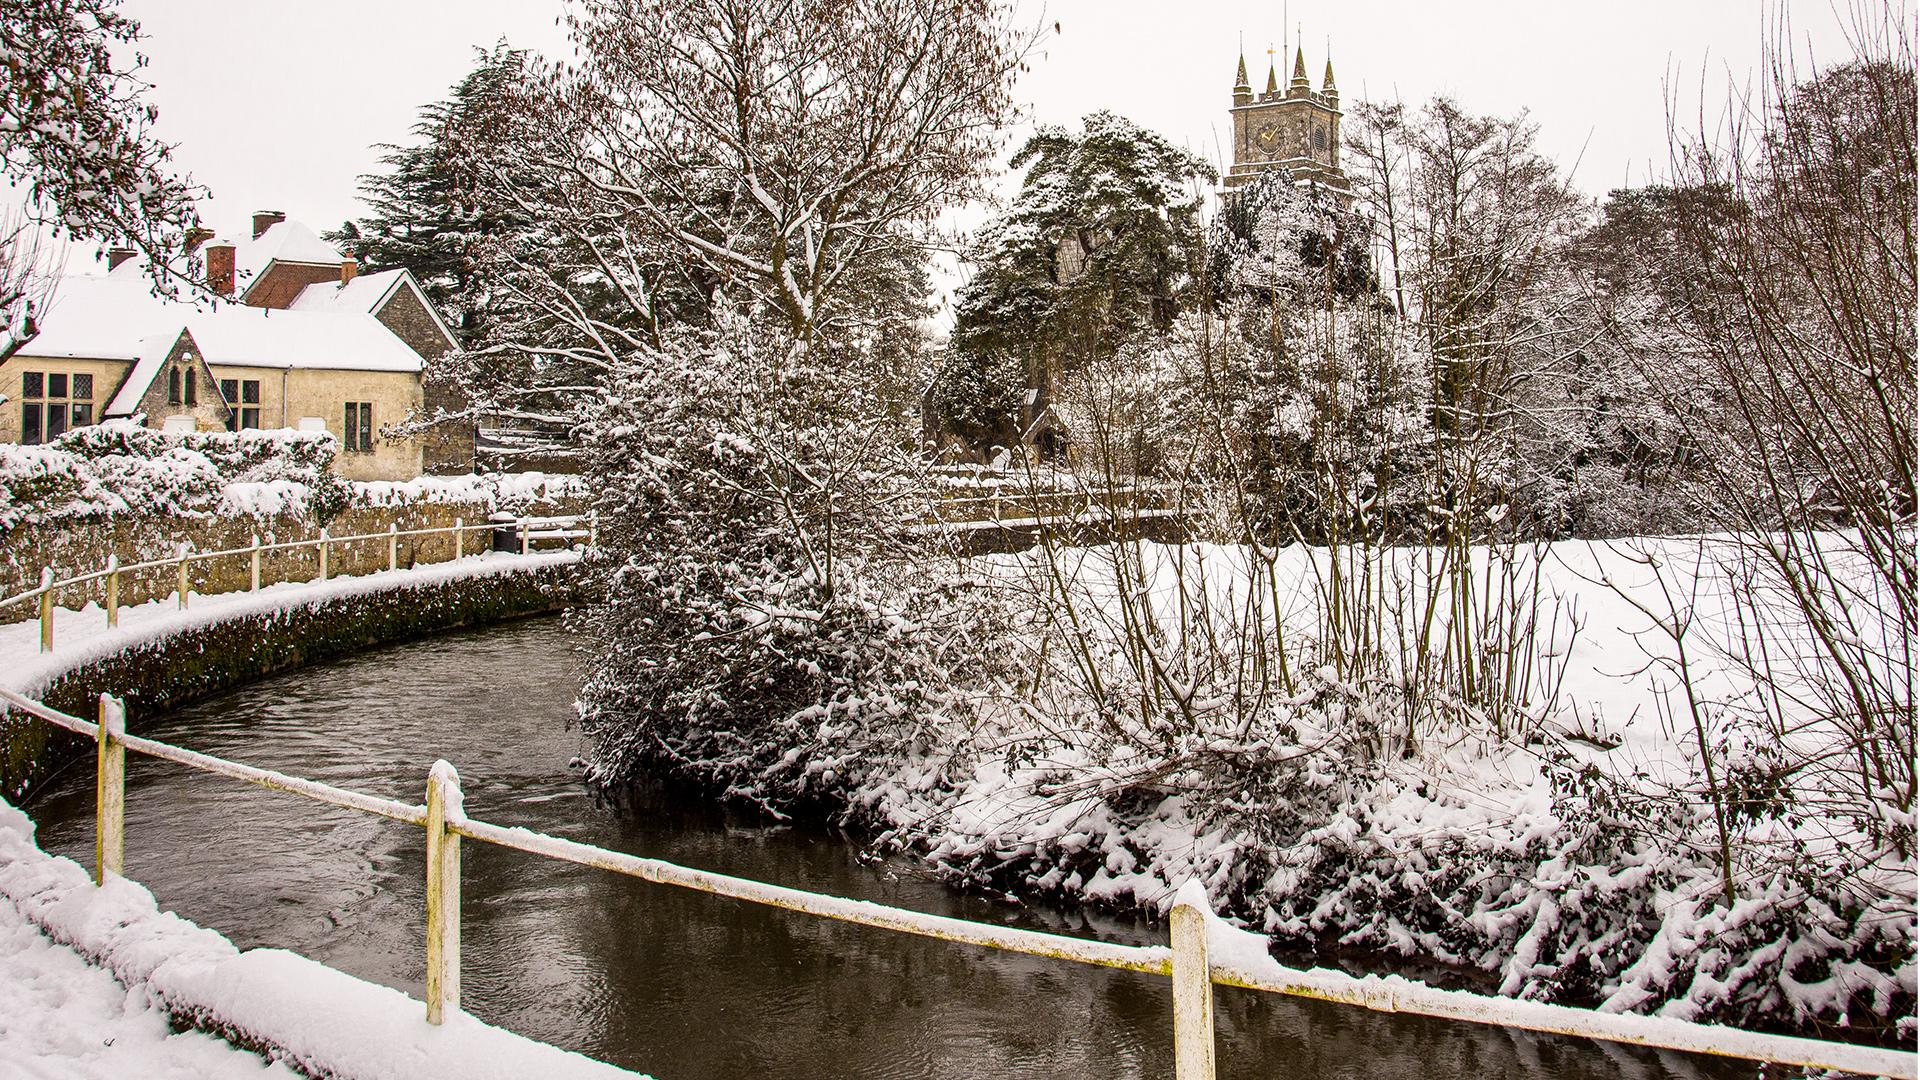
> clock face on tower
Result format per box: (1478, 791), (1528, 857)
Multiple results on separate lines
(1252, 117), (1286, 160)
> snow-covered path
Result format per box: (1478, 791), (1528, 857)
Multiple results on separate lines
(1, 549), (582, 697)
(0, 895), (292, 1080)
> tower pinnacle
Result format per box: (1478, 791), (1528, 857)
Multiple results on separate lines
(1289, 45), (1310, 96)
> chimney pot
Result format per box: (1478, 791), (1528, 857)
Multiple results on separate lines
(251, 210), (286, 240)
(106, 246), (137, 271)
(205, 242), (236, 296)
(341, 257), (358, 285)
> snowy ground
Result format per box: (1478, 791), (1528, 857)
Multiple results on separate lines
(0, 799), (644, 1080)
(824, 532), (1914, 1036)
(0, 892), (292, 1080)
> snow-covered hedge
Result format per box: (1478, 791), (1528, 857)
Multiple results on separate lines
(0, 421), (589, 535)
(0, 421), (347, 533)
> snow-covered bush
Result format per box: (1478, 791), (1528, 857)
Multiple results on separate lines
(574, 314), (1010, 804)
(0, 420), (347, 533)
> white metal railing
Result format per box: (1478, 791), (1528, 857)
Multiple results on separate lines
(2, 512), (597, 652)
(0, 687), (1911, 1079)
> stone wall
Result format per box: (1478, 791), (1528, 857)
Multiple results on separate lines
(2, 561), (585, 803)
(5, 501), (504, 609)
(3, 484), (588, 609)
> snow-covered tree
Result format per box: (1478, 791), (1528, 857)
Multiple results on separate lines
(327, 43), (531, 351)
(0, 0), (204, 357)
(936, 111), (1213, 448)
(520, 0), (1026, 788)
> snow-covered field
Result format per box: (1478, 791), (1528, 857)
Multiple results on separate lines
(820, 533), (1915, 1037)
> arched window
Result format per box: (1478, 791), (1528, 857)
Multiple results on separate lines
(182, 362), (196, 406)
(168, 367), (181, 404)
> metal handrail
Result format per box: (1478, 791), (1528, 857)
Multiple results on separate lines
(5, 511), (597, 651)
(0, 684), (1910, 1080)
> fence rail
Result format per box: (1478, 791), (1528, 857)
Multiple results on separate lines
(2, 511), (596, 652)
(0, 687), (1910, 1079)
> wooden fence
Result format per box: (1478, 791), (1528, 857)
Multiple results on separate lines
(0, 685), (1910, 1080)
(0, 513), (594, 652)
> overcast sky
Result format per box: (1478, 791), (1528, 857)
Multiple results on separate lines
(72, 0), (1861, 280)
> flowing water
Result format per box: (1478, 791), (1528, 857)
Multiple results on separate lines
(23, 618), (1746, 1080)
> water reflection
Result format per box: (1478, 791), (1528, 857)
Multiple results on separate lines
(25, 618), (1746, 1079)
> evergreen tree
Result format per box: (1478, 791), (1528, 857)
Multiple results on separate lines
(326, 43), (530, 349)
(935, 112), (1213, 447)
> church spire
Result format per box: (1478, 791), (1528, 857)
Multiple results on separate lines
(1290, 44), (1310, 97)
(1322, 51), (1339, 108)
(1265, 55), (1279, 96)
(1233, 49), (1251, 106)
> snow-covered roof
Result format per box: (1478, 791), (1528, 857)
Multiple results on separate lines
(290, 268), (460, 353)
(22, 268), (426, 376)
(288, 268), (409, 313)
(218, 221), (345, 294)
(102, 331), (198, 417)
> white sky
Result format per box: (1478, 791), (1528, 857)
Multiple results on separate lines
(66, 0), (1862, 280)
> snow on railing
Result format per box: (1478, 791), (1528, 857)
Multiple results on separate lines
(0, 686), (1911, 1080)
(0, 511), (598, 652)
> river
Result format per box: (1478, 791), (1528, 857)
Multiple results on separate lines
(22, 617), (1745, 1079)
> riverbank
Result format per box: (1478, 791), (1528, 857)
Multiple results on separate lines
(586, 534), (1916, 1048)
(1, 551), (586, 803)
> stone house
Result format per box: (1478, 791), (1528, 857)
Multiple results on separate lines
(0, 211), (473, 481)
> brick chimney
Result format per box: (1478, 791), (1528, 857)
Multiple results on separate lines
(340, 256), (358, 284)
(205, 241), (236, 296)
(106, 246), (137, 271)
(252, 210), (286, 239)
(184, 227), (215, 254)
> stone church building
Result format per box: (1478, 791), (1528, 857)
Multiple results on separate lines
(1223, 45), (1352, 203)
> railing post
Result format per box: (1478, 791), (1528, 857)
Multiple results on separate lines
(176, 542), (191, 609)
(453, 517), (464, 561)
(1170, 882), (1217, 1080)
(518, 519), (529, 555)
(317, 528), (330, 583)
(38, 567), (54, 652)
(388, 523), (399, 572)
(95, 694), (126, 883)
(105, 555), (120, 628)
(250, 534), (262, 592)
(424, 760), (463, 1025)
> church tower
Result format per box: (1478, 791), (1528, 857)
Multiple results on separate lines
(1224, 41), (1351, 202)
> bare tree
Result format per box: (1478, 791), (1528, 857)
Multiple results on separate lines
(0, 207), (61, 362)
(1652, 4), (1916, 863)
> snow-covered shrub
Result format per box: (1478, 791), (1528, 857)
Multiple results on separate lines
(574, 314), (1009, 805)
(0, 420), (347, 533)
